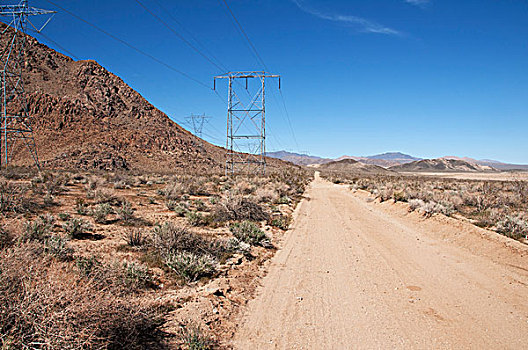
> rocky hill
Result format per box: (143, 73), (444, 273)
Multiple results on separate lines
(265, 151), (331, 166)
(442, 157), (528, 171)
(336, 152), (421, 168)
(389, 158), (496, 173)
(319, 159), (394, 174)
(2, 24), (286, 173)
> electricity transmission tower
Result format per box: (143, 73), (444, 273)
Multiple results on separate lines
(0, 1), (55, 169)
(186, 113), (211, 152)
(214, 71), (280, 175)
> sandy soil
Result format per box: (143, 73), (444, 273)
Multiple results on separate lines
(233, 172), (528, 349)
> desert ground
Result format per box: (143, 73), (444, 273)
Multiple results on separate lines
(234, 172), (528, 349)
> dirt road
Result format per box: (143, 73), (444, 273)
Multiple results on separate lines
(233, 173), (528, 349)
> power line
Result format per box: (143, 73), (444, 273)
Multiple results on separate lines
(150, 0), (229, 73)
(43, 0), (212, 91)
(277, 89), (300, 151)
(28, 29), (80, 61)
(134, 0), (226, 72)
(218, 0), (268, 71)
(217, 0), (300, 152)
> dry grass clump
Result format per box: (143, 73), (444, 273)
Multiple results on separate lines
(62, 217), (94, 239)
(496, 216), (528, 240)
(19, 214), (55, 243)
(0, 181), (30, 213)
(0, 244), (167, 349)
(0, 226), (13, 249)
(160, 176), (216, 200)
(92, 202), (113, 224)
(30, 172), (68, 197)
(322, 171), (528, 242)
(213, 196), (269, 223)
(149, 223), (240, 282)
(230, 221), (270, 247)
(165, 251), (217, 282)
(178, 322), (216, 349)
(117, 200), (135, 223)
(125, 229), (147, 248)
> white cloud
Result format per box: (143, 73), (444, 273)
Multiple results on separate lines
(291, 0), (401, 36)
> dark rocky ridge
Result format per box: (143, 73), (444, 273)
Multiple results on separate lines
(3, 24), (287, 173)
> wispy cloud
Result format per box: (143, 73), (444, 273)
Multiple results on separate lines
(405, 0), (431, 8)
(291, 0), (401, 36)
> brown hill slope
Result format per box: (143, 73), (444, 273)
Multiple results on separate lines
(3, 25), (285, 173)
(319, 159), (394, 174)
(389, 158), (496, 173)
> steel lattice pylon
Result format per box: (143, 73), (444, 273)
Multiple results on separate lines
(0, 1), (55, 169)
(214, 71), (280, 176)
(186, 113), (211, 153)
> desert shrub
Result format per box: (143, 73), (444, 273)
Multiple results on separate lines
(409, 200), (454, 217)
(234, 180), (254, 195)
(271, 216), (291, 230)
(20, 215), (55, 243)
(230, 221), (269, 247)
(76, 256), (155, 291)
(378, 188), (394, 202)
(152, 223), (207, 256)
(225, 237), (251, 256)
(276, 196), (291, 205)
(75, 198), (89, 215)
(94, 188), (117, 204)
(0, 245), (167, 349)
(166, 199), (178, 211)
(393, 191), (407, 202)
(194, 199), (207, 212)
(254, 187), (278, 203)
(422, 201), (439, 217)
(43, 193), (56, 206)
(75, 255), (103, 278)
(120, 261), (155, 289)
(496, 216), (528, 240)
(63, 218), (93, 239)
(125, 229), (146, 247)
(213, 197), (269, 223)
(31, 172), (68, 196)
(0, 166), (36, 180)
(165, 251), (217, 282)
(0, 227), (13, 249)
(58, 212), (71, 221)
(175, 203), (190, 217)
(186, 211), (208, 227)
(92, 203), (113, 224)
(117, 200), (135, 223)
(179, 323), (216, 350)
(160, 181), (186, 200)
(0, 181), (28, 213)
(151, 223), (234, 263)
(435, 202), (455, 216)
(187, 178), (210, 196)
(44, 235), (74, 261)
(408, 199), (425, 212)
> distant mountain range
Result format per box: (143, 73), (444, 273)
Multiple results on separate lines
(336, 152), (422, 168)
(390, 158), (496, 173)
(319, 158), (394, 175)
(267, 151), (528, 171)
(265, 151), (331, 166)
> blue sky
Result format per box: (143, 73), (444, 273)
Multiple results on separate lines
(23, 0), (528, 163)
